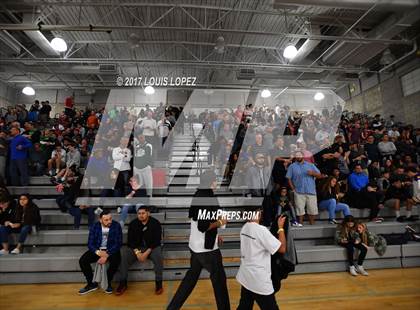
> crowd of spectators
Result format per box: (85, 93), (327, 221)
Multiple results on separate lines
(0, 95), (418, 292)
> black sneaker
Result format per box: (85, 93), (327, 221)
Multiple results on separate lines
(406, 216), (419, 222)
(104, 286), (113, 294)
(396, 216), (406, 223)
(78, 283), (98, 295)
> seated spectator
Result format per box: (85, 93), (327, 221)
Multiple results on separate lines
(317, 176), (351, 224)
(364, 135), (381, 162)
(78, 210), (122, 295)
(118, 176), (148, 227)
(53, 142), (81, 182)
(348, 164), (383, 223)
(385, 178), (416, 222)
(286, 151), (323, 225)
(0, 194), (40, 255)
(116, 205), (163, 296)
(29, 142), (47, 176)
(377, 134), (397, 160)
(368, 160), (381, 183)
(335, 215), (368, 276)
(86, 111), (99, 129)
(47, 144), (66, 176)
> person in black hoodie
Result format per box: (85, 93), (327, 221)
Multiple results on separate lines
(167, 170), (230, 310)
(0, 194), (40, 255)
(116, 205), (163, 296)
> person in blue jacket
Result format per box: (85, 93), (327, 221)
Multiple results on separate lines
(78, 210), (122, 295)
(9, 126), (32, 186)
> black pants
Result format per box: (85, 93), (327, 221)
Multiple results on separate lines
(79, 250), (121, 286)
(237, 286), (279, 310)
(350, 190), (380, 220)
(167, 249), (230, 310)
(341, 242), (367, 266)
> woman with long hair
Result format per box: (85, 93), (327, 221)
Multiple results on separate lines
(317, 176), (351, 224)
(0, 194), (40, 255)
(335, 216), (368, 276)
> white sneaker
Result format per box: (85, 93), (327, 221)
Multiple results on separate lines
(10, 248), (20, 255)
(349, 265), (358, 276)
(117, 207), (121, 214)
(0, 249), (9, 256)
(355, 265), (369, 276)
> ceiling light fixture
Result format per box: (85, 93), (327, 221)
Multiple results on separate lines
(22, 85), (35, 96)
(314, 92), (325, 101)
(50, 37), (67, 52)
(261, 89), (271, 98)
(214, 36), (225, 54)
(283, 44), (298, 59)
(144, 85), (155, 95)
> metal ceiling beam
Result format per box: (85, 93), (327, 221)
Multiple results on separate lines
(0, 57), (372, 73)
(0, 24), (412, 45)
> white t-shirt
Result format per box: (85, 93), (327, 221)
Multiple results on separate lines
(188, 219), (219, 253)
(101, 226), (110, 248)
(236, 222), (281, 295)
(51, 149), (66, 160)
(140, 118), (157, 137)
(112, 147), (132, 171)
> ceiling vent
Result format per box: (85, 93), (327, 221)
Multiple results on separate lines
(99, 64), (117, 73)
(237, 69), (255, 80)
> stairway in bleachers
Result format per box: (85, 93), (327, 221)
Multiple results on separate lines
(2, 125), (420, 283)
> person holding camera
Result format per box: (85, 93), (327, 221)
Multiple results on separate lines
(236, 212), (287, 310)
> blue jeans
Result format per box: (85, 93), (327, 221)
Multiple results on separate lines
(69, 207), (95, 229)
(119, 204), (142, 226)
(0, 225), (32, 244)
(318, 199), (351, 221)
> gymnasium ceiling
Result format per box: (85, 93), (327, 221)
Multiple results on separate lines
(0, 0), (419, 92)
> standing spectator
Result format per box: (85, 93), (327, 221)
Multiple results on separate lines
(9, 127), (32, 186)
(157, 114), (171, 146)
(112, 137), (132, 191)
(236, 214), (286, 310)
(39, 100), (52, 123)
(286, 151), (323, 225)
(0, 131), (8, 182)
(139, 111), (157, 146)
(116, 205), (163, 296)
(317, 176), (351, 224)
(64, 96), (75, 119)
(246, 153), (273, 226)
(133, 133), (153, 197)
(0, 194), (40, 255)
(78, 210), (122, 295)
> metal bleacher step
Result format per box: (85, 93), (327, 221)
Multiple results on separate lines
(8, 186), (61, 196)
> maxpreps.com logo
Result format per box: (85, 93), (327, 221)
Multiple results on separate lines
(78, 88), (344, 205)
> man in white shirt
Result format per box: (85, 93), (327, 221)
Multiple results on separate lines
(167, 170), (230, 310)
(236, 211), (286, 310)
(140, 111), (157, 145)
(112, 137), (132, 190)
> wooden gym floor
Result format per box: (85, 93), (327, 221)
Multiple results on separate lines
(1, 268), (420, 310)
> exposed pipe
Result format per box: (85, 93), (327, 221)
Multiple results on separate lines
(0, 23), (412, 45)
(22, 14), (60, 56)
(0, 57), (373, 73)
(273, 0), (419, 11)
(379, 41), (418, 73)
